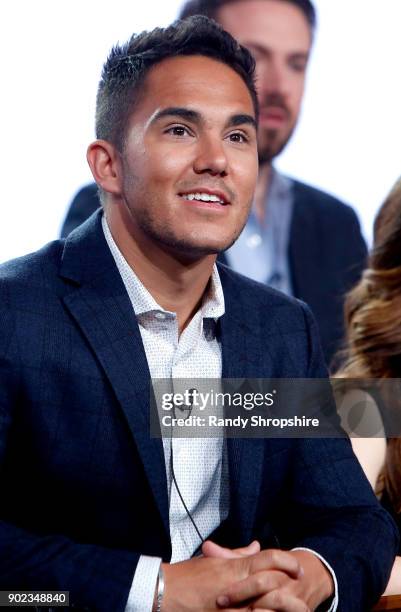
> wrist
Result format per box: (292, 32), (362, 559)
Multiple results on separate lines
(153, 564), (165, 612)
(291, 550), (334, 607)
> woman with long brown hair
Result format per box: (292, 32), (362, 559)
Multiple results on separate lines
(338, 176), (401, 593)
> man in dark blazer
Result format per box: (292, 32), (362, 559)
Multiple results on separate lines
(61, 0), (367, 367)
(1, 16), (396, 612)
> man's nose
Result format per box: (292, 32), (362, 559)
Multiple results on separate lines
(193, 135), (228, 176)
(257, 59), (288, 99)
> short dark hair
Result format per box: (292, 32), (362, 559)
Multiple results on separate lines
(179, 0), (317, 33)
(95, 15), (258, 151)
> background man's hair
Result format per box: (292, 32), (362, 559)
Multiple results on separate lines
(95, 15), (258, 152)
(179, 0), (317, 32)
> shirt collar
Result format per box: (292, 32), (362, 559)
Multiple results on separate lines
(199, 264), (225, 320)
(102, 214), (225, 320)
(268, 166), (292, 200)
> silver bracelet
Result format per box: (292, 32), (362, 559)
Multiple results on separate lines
(156, 564), (165, 612)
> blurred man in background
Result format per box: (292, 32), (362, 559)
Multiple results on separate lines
(180, 0), (367, 366)
(61, 0), (367, 366)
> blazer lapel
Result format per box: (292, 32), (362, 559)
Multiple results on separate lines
(219, 267), (266, 544)
(59, 212), (169, 538)
(288, 183), (320, 304)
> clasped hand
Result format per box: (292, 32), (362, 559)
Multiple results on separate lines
(160, 540), (333, 611)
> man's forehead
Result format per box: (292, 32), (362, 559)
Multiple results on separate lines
(132, 55), (255, 123)
(143, 55), (245, 89)
(216, 0), (312, 51)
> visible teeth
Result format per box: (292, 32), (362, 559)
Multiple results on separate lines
(181, 192), (225, 204)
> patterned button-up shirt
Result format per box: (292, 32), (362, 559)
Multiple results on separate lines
(102, 216), (228, 611)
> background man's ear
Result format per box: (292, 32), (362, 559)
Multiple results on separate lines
(87, 140), (122, 196)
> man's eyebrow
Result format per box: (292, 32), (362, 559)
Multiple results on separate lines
(289, 51), (310, 61)
(150, 107), (256, 130)
(227, 114), (257, 130)
(151, 107), (201, 124)
(245, 42), (310, 61)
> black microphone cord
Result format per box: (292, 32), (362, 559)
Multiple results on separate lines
(170, 394), (205, 547)
(169, 442), (205, 546)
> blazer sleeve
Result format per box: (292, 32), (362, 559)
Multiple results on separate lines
(279, 303), (399, 611)
(0, 285), (137, 612)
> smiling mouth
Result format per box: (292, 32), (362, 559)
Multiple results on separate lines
(178, 192), (229, 205)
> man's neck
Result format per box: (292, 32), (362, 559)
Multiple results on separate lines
(105, 205), (216, 334)
(254, 162), (272, 225)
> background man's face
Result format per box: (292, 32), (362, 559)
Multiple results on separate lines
(217, 0), (311, 163)
(115, 55), (258, 257)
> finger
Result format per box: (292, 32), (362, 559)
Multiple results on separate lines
(251, 590), (310, 612)
(202, 541), (238, 559)
(216, 570), (290, 606)
(202, 540), (261, 559)
(249, 550), (303, 579)
(235, 541), (261, 556)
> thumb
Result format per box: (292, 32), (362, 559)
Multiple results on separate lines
(202, 540), (261, 559)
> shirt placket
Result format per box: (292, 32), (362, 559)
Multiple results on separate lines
(169, 311), (206, 561)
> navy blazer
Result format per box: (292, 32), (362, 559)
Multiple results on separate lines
(60, 181), (367, 366)
(0, 212), (396, 611)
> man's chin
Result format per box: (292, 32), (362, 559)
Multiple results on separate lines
(173, 242), (232, 258)
(163, 236), (240, 261)
(257, 129), (293, 164)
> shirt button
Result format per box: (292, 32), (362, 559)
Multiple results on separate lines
(155, 312), (166, 320)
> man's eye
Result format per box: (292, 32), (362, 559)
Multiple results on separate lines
(165, 125), (191, 137)
(289, 59), (307, 73)
(228, 132), (248, 143)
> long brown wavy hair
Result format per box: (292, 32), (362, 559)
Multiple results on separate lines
(339, 176), (401, 512)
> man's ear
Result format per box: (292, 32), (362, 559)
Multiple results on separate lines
(87, 140), (122, 196)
